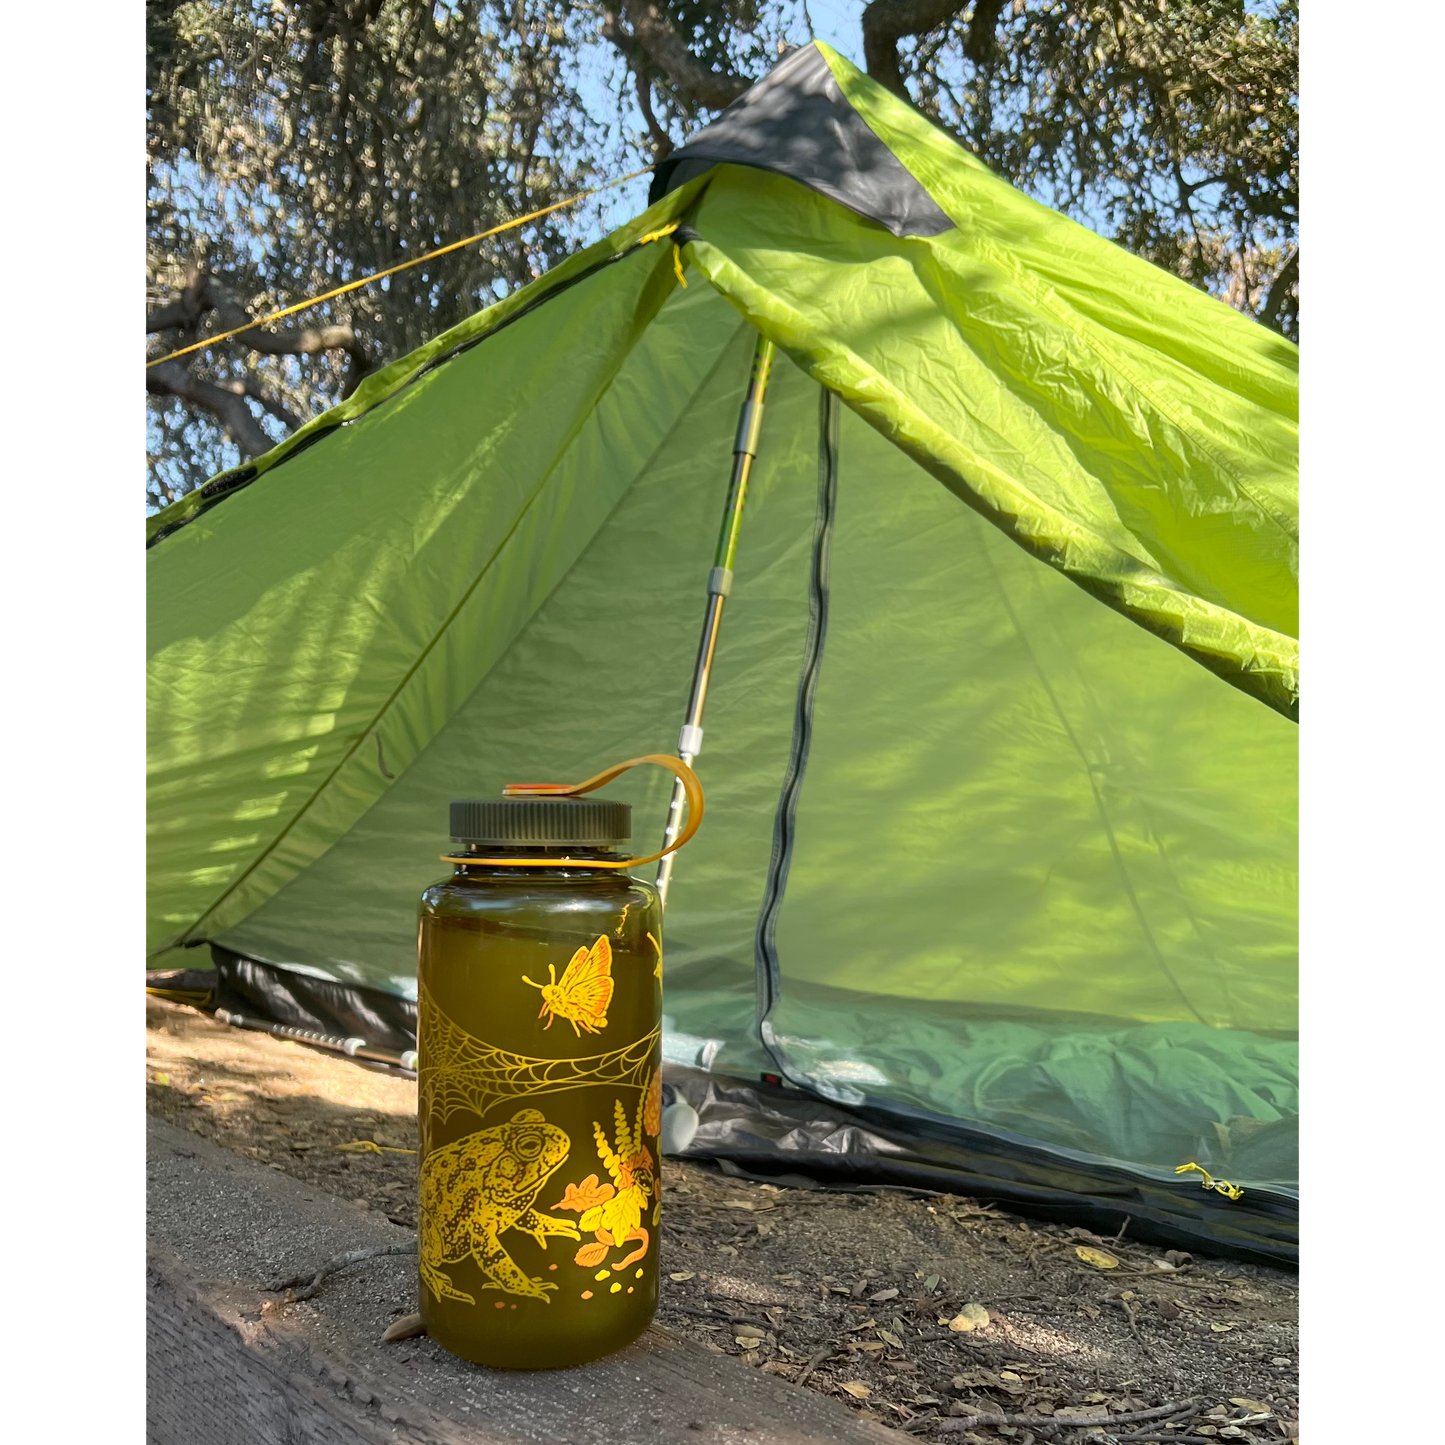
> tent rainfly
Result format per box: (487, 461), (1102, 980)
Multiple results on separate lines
(148, 44), (1298, 1261)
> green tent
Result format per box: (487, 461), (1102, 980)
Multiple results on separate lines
(148, 45), (1297, 1257)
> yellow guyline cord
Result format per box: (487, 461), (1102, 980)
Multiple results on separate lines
(147, 165), (657, 370)
(1175, 1161), (1245, 1201)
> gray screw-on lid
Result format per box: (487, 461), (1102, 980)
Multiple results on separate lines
(449, 796), (630, 846)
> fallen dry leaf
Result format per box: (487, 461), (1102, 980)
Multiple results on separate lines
(1074, 1246), (1120, 1270)
(1210, 1322), (1235, 1333)
(924, 1274), (941, 1292)
(669, 1271), (695, 1281)
(1230, 1398), (1270, 1414)
(839, 1381), (872, 1400)
(879, 1330), (903, 1348)
(947, 1302), (991, 1332)
(760, 1361), (795, 1377)
(381, 1312), (426, 1343)
(869, 1287), (900, 1302)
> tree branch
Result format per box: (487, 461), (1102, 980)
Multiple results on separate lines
(146, 361), (274, 458)
(1257, 247), (1298, 334)
(225, 319), (357, 356)
(862, 0), (969, 96)
(149, 268), (368, 373)
(208, 301), (366, 369)
(603, 3), (750, 113)
(634, 64), (675, 160)
(963, 0), (1007, 65)
(215, 375), (303, 433)
(146, 298), (201, 334)
(146, 261), (211, 335)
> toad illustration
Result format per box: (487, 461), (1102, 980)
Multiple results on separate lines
(420, 1108), (581, 1305)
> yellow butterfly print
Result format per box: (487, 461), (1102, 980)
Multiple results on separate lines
(523, 935), (614, 1036)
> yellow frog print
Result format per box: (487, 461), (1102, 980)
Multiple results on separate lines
(420, 1108), (581, 1305)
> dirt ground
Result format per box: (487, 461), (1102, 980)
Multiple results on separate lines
(146, 997), (1299, 1442)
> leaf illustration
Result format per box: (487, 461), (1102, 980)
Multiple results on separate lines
(552, 1173), (615, 1213)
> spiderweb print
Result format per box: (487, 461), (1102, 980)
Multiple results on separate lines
(418, 979), (659, 1125)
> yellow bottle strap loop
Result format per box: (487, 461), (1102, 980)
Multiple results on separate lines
(1175, 1161), (1245, 1201)
(440, 754), (704, 871)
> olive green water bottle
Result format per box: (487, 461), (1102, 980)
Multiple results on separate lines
(416, 756), (699, 1369)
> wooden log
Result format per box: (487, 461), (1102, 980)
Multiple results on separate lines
(147, 1115), (901, 1444)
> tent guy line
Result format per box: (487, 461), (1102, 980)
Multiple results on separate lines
(146, 165), (656, 370)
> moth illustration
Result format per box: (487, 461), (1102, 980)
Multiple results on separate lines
(523, 934), (615, 1035)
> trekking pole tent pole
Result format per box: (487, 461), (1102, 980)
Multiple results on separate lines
(214, 1008), (418, 1074)
(656, 332), (776, 908)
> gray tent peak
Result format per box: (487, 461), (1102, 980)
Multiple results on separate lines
(648, 43), (954, 239)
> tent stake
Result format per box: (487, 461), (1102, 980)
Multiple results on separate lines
(656, 332), (776, 907)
